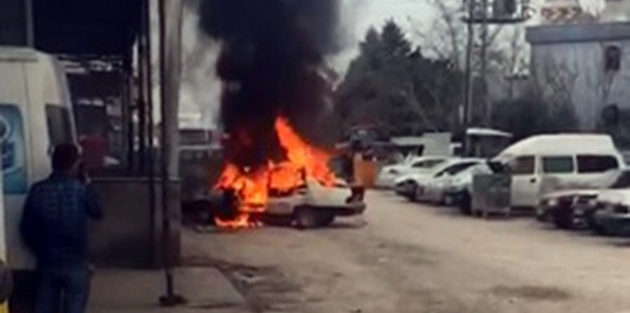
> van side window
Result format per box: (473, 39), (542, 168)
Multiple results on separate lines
(45, 105), (73, 147)
(542, 156), (574, 174)
(577, 155), (619, 173)
(509, 156), (535, 175)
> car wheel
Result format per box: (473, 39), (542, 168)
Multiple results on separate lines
(594, 225), (610, 236)
(294, 207), (319, 229)
(294, 208), (334, 229)
(552, 208), (574, 230)
(458, 192), (472, 215)
(318, 213), (336, 227)
(443, 194), (453, 206)
(591, 220), (612, 236)
(411, 184), (423, 202)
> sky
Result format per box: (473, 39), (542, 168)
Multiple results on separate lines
(178, 0), (608, 128)
(332, 0), (432, 72)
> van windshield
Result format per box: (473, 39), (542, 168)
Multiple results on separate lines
(46, 105), (73, 146)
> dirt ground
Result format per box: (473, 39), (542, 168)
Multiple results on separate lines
(183, 191), (630, 313)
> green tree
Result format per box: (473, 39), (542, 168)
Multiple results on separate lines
(335, 20), (464, 137)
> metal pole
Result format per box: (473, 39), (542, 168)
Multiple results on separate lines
(157, 0), (185, 306)
(122, 52), (134, 174)
(479, 0), (490, 126)
(143, 0), (157, 272)
(138, 9), (148, 175)
(24, 0), (34, 46)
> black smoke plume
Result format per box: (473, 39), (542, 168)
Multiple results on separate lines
(198, 0), (341, 169)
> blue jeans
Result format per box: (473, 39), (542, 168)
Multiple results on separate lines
(34, 266), (91, 313)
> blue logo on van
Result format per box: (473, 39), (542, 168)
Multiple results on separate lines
(0, 105), (27, 194)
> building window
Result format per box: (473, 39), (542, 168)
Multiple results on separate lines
(605, 45), (622, 71)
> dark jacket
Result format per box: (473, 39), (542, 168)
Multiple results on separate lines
(20, 173), (102, 268)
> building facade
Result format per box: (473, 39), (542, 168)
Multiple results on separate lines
(526, 21), (630, 146)
(0, 0), (31, 46)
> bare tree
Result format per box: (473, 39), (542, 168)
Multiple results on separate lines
(410, 0), (505, 72)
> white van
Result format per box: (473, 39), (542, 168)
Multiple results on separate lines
(495, 134), (625, 208)
(0, 47), (76, 269)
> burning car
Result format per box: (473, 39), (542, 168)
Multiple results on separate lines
(265, 178), (365, 228)
(213, 117), (367, 229)
(198, 0), (361, 229)
(215, 173), (366, 229)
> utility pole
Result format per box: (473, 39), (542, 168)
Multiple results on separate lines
(157, 0), (185, 307)
(463, 0), (475, 128)
(480, 0), (490, 126)
(462, 0), (531, 127)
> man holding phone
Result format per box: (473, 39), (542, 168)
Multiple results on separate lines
(20, 143), (102, 313)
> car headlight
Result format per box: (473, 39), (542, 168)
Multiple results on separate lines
(547, 198), (558, 207)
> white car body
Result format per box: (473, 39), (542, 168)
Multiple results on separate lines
(414, 160), (488, 203)
(420, 163), (493, 204)
(394, 158), (484, 200)
(495, 134), (626, 208)
(0, 48), (76, 269)
(375, 156), (447, 188)
(593, 188), (630, 235)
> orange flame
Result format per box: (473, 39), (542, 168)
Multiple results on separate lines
(214, 116), (337, 228)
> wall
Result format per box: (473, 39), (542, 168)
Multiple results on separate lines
(526, 22), (630, 129)
(90, 178), (181, 268)
(0, 0), (29, 46)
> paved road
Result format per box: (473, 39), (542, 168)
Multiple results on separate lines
(183, 191), (630, 313)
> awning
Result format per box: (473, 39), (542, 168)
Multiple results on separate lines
(33, 0), (142, 55)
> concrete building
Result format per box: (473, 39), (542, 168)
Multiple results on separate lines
(538, 0), (630, 24)
(526, 21), (630, 146)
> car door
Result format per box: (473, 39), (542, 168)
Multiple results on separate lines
(425, 162), (478, 202)
(423, 171), (449, 201)
(539, 155), (576, 194)
(509, 155), (539, 207)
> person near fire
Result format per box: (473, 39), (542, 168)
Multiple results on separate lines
(20, 143), (103, 313)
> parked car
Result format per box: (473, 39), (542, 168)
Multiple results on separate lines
(375, 156), (447, 189)
(495, 134), (625, 209)
(592, 188), (630, 236)
(394, 158), (483, 201)
(537, 169), (630, 229)
(414, 160), (488, 204)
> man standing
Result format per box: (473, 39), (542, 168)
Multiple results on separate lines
(20, 143), (102, 313)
